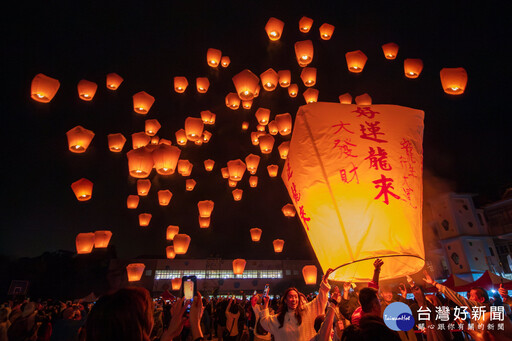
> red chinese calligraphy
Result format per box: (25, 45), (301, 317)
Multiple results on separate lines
(352, 106), (380, 119)
(286, 162), (293, 181)
(360, 121), (388, 143)
(400, 139), (416, 164)
(334, 138), (358, 158)
(401, 176), (417, 209)
(373, 174), (400, 205)
(331, 121), (354, 135)
(291, 182), (301, 202)
(340, 163), (359, 184)
(364, 146), (392, 171)
(299, 205), (311, 230)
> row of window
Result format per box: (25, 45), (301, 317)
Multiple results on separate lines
(154, 269), (284, 280)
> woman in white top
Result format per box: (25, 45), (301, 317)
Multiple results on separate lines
(259, 268), (333, 341)
(224, 297), (240, 340)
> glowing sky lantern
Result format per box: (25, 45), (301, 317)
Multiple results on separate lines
(273, 239), (285, 253)
(31, 73), (60, 102)
(381, 42), (399, 60)
(138, 213), (152, 227)
(250, 228), (262, 242)
(221, 56), (230, 67)
(196, 77), (209, 93)
(174, 234), (191, 254)
(299, 16), (313, 33)
(199, 216), (210, 228)
(201, 110), (216, 125)
(278, 70), (291, 87)
(282, 203), (296, 217)
(171, 277), (182, 290)
(302, 265), (317, 285)
(232, 189), (243, 201)
(245, 154), (261, 174)
(174, 76), (188, 93)
(278, 141), (290, 159)
(242, 121), (249, 131)
(145, 119), (161, 136)
(319, 23), (335, 40)
(267, 164), (279, 177)
(137, 179), (151, 196)
(166, 225), (179, 240)
(265, 17), (284, 41)
(76, 233), (95, 254)
(186, 179), (197, 191)
(355, 93), (372, 105)
(228, 180), (237, 188)
(127, 148), (154, 178)
(260, 69), (279, 91)
(127, 195), (139, 209)
(166, 246), (176, 259)
(258, 134), (275, 154)
(177, 160), (193, 177)
(198, 200), (214, 218)
(204, 159), (215, 172)
(404, 58), (423, 79)
(288, 84), (299, 97)
(249, 176), (258, 187)
(132, 91), (155, 115)
(77, 79), (97, 101)
(282, 103), (424, 282)
(232, 69), (260, 101)
(207, 48), (222, 67)
(151, 136), (160, 145)
(440, 67), (468, 95)
(255, 108), (271, 125)
(225, 93), (240, 110)
(232, 259), (246, 275)
(242, 100), (253, 110)
(108, 133), (126, 152)
(295, 40), (314, 67)
(221, 167), (229, 179)
(94, 231), (112, 248)
(345, 50), (368, 73)
(256, 125), (266, 132)
(303, 88), (319, 103)
(159, 138), (172, 146)
(152, 144), (181, 175)
(158, 190), (173, 206)
(185, 117), (204, 142)
(300, 67), (317, 87)
(132, 132), (151, 149)
(175, 129), (187, 146)
(71, 178), (93, 201)
(339, 93), (353, 104)
(254, 85), (261, 97)
(268, 120), (279, 135)
(275, 113), (292, 135)
(106, 73), (123, 90)
(227, 159), (246, 182)
(66, 126), (94, 153)
(126, 263), (145, 282)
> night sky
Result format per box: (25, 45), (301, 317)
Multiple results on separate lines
(2, 1), (510, 261)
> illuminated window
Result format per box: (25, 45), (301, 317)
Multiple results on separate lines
(155, 269), (282, 280)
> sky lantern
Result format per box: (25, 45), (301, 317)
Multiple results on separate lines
(94, 231), (112, 248)
(177, 160), (193, 177)
(265, 17), (284, 41)
(404, 58), (423, 79)
(339, 93), (352, 104)
(186, 179), (197, 191)
(31, 73), (60, 102)
(132, 132), (151, 149)
(254, 85), (261, 97)
(199, 216), (211, 228)
(126, 263), (145, 282)
(319, 23), (335, 40)
(228, 180), (237, 187)
(76, 233), (95, 254)
(300, 67), (317, 87)
(173, 76), (188, 93)
(232, 259), (246, 275)
(127, 195), (139, 209)
(202, 131), (212, 144)
(159, 138), (172, 146)
(440, 67), (468, 95)
(132, 91), (155, 115)
(295, 40), (314, 67)
(249, 176), (258, 187)
(204, 159), (215, 172)
(158, 190), (173, 206)
(242, 100), (253, 110)
(232, 189), (243, 201)
(200, 110), (215, 125)
(273, 239), (285, 253)
(185, 117), (204, 142)
(255, 108), (271, 125)
(382, 42), (399, 60)
(152, 144), (181, 175)
(288, 84), (299, 97)
(106, 73), (123, 90)
(206, 48), (222, 67)
(275, 113), (292, 135)
(175, 129), (187, 146)
(278, 70), (291, 87)
(242, 121), (249, 131)
(198, 200), (214, 218)
(268, 120), (279, 135)
(282, 203), (296, 217)
(345, 50), (368, 73)
(282, 103), (424, 282)
(77, 80), (97, 101)
(221, 167), (229, 179)
(267, 164), (279, 177)
(66, 126), (94, 153)
(196, 77), (209, 93)
(166, 225), (179, 240)
(137, 179), (151, 196)
(299, 16), (313, 33)
(173, 234), (191, 254)
(258, 134), (275, 154)
(151, 136), (160, 145)
(139, 213), (152, 227)
(108, 133), (126, 152)
(232, 69), (260, 101)
(221, 56), (230, 67)
(256, 125), (266, 132)
(171, 277), (182, 290)
(278, 141), (290, 159)
(227, 159), (246, 182)
(225, 93), (240, 110)
(303, 88), (319, 103)
(245, 154), (261, 174)
(250, 228), (262, 242)
(260, 68), (279, 91)
(71, 178), (93, 201)
(145, 119), (161, 137)
(355, 93), (372, 105)
(302, 265), (317, 285)
(127, 148), (154, 178)
(166, 246), (176, 259)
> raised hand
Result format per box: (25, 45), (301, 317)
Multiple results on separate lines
(398, 283), (407, 297)
(373, 259), (384, 271)
(422, 270), (434, 285)
(322, 268), (334, 284)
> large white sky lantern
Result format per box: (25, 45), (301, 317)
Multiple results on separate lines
(282, 103), (424, 282)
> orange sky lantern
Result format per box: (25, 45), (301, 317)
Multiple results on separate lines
(171, 277), (182, 290)
(173, 76), (188, 93)
(137, 179), (151, 196)
(273, 239), (285, 253)
(166, 225), (179, 240)
(166, 246), (176, 259)
(255, 108), (271, 125)
(242, 100), (253, 109)
(245, 154), (261, 174)
(221, 167), (229, 179)
(158, 190), (173, 206)
(151, 136), (160, 145)
(254, 85), (261, 97)
(249, 176), (258, 188)
(197, 200), (214, 218)
(404, 58), (423, 79)
(71, 178), (93, 201)
(132, 132), (151, 149)
(185, 117), (204, 142)
(204, 159), (215, 172)
(319, 23), (335, 40)
(278, 141), (290, 159)
(173, 234), (191, 254)
(232, 189), (243, 201)
(127, 148), (154, 178)
(382, 42), (399, 60)
(77, 79), (97, 101)
(159, 138), (172, 146)
(267, 120), (279, 135)
(186, 179), (197, 191)
(241, 121), (249, 131)
(295, 40), (314, 67)
(256, 125), (266, 132)
(232, 69), (260, 101)
(127, 195), (139, 209)
(201, 110), (216, 125)
(250, 228), (262, 242)
(232, 259), (246, 275)
(225, 93), (240, 110)
(31, 73), (60, 102)
(267, 164), (279, 177)
(265, 17), (284, 41)
(275, 113), (292, 135)
(221, 56), (230, 67)
(94, 231), (112, 248)
(145, 119), (161, 136)
(345, 50), (368, 73)
(300, 67), (317, 87)
(76, 233), (95, 254)
(299, 16), (313, 33)
(139, 213), (152, 227)
(106, 73), (123, 90)
(198, 216), (210, 228)
(196, 77), (209, 93)
(227, 159), (246, 182)
(202, 131), (211, 143)
(258, 134), (275, 154)
(108, 133), (126, 152)
(126, 263), (145, 282)
(252, 132), (263, 145)
(228, 180), (237, 187)
(152, 144), (181, 175)
(440, 67), (468, 95)
(177, 160), (193, 177)
(207, 48), (222, 67)
(339, 93), (352, 104)
(132, 91), (155, 115)
(175, 129), (187, 146)
(302, 265), (317, 285)
(66, 126), (94, 153)
(282, 203), (296, 217)
(288, 84), (299, 98)
(278, 70), (291, 87)
(260, 68), (278, 91)
(355, 93), (372, 105)
(303, 88), (319, 103)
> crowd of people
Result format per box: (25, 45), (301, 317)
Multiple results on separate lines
(1, 260), (512, 341)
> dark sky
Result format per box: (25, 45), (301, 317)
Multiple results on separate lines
(2, 1), (510, 261)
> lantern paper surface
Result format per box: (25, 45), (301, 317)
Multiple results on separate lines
(71, 178), (93, 201)
(249, 176), (258, 187)
(207, 48), (222, 67)
(260, 69), (278, 91)
(66, 126), (94, 153)
(303, 88), (319, 103)
(94, 231), (112, 248)
(221, 56), (230, 67)
(382, 43), (399, 60)
(440, 67), (467, 95)
(265, 17), (284, 41)
(152, 144), (181, 175)
(167, 226), (179, 240)
(158, 190), (173, 206)
(233, 259), (246, 275)
(299, 16), (313, 33)
(198, 216), (210, 228)
(201, 110), (215, 125)
(132, 132), (151, 149)
(174, 76), (188, 93)
(76, 233), (95, 254)
(273, 239), (284, 253)
(139, 213), (152, 227)
(242, 100), (253, 109)
(345, 50), (368, 73)
(127, 148), (154, 178)
(166, 246), (176, 259)
(77, 79), (97, 101)
(171, 277), (182, 290)
(106, 73), (123, 90)
(250, 228), (262, 241)
(300, 67), (317, 87)
(232, 69), (260, 100)
(202, 130), (212, 143)
(295, 40), (314, 67)
(132, 91), (155, 114)
(31, 73), (60, 102)
(127, 195), (139, 209)
(173, 234), (191, 254)
(145, 119), (161, 136)
(137, 179), (151, 196)
(282, 103), (424, 282)
(302, 265), (317, 285)
(319, 23), (335, 40)
(108, 133), (126, 152)
(186, 179), (196, 191)
(339, 93), (352, 104)
(278, 70), (291, 87)
(355, 93), (372, 105)
(126, 263), (145, 282)
(404, 59), (423, 79)
(255, 108), (270, 125)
